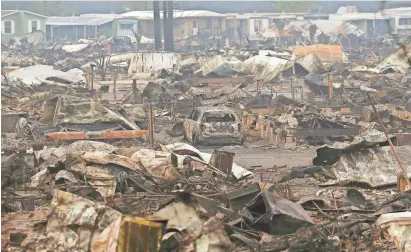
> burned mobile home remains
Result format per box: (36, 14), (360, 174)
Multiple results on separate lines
(1, 2), (411, 251)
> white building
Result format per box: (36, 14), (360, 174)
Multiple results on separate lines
(389, 13), (411, 34)
(331, 6), (411, 36)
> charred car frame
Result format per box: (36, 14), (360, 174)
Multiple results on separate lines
(183, 106), (244, 145)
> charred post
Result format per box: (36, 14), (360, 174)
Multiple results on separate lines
(153, 1), (162, 50)
(163, 1), (168, 50)
(167, 0), (174, 52)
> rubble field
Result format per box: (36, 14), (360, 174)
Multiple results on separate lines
(1, 30), (411, 252)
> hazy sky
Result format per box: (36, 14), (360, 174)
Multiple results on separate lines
(2, 1), (411, 15)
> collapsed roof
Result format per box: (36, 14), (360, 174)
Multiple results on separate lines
(274, 20), (364, 41)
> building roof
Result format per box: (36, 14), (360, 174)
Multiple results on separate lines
(121, 10), (226, 20)
(336, 6), (358, 14)
(46, 16), (115, 26)
(329, 13), (389, 20)
(379, 7), (411, 15)
(1, 10), (18, 17)
(80, 13), (124, 18)
(1, 10), (47, 18)
(304, 13), (329, 18)
(225, 13), (250, 20)
(121, 11), (154, 20)
(293, 44), (343, 62)
(175, 10), (226, 18)
(241, 12), (306, 17)
(393, 13), (411, 18)
(225, 13), (275, 19)
(271, 14), (298, 20)
(226, 12), (323, 20)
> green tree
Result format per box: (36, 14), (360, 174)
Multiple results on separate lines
(273, 1), (318, 13)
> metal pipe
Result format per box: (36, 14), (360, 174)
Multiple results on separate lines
(90, 65), (94, 90)
(45, 130), (149, 141)
(132, 79), (138, 104)
(148, 102), (155, 149)
(113, 71), (117, 101)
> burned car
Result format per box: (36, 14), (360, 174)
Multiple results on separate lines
(183, 106), (244, 145)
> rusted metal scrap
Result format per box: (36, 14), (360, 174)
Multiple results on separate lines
(241, 191), (314, 235)
(91, 216), (167, 252)
(376, 212), (411, 252)
(209, 150), (235, 176)
(1, 210), (49, 249)
(45, 130), (149, 141)
(16, 91), (52, 104)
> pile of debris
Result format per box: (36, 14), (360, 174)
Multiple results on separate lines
(3, 134), (410, 251)
(2, 17), (411, 252)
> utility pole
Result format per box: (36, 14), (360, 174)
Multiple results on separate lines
(153, 1), (162, 50)
(163, 1), (168, 50)
(167, 0), (174, 52)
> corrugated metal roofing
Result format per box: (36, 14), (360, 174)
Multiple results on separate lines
(351, 44), (411, 74)
(293, 44), (343, 62)
(330, 145), (411, 187)
(242, 55), (289, 82)
(261, 24), (279, 38)
(310, 20), (364, 37)
(283, 20), (311, 37)
(375, 43), (411, 74)
(295, 53), (325, 73)
(46, 16), (114, 26)
(282, 20), (364, 40)
(314, 130), (411, 187)
(16, 30), (46, 45)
